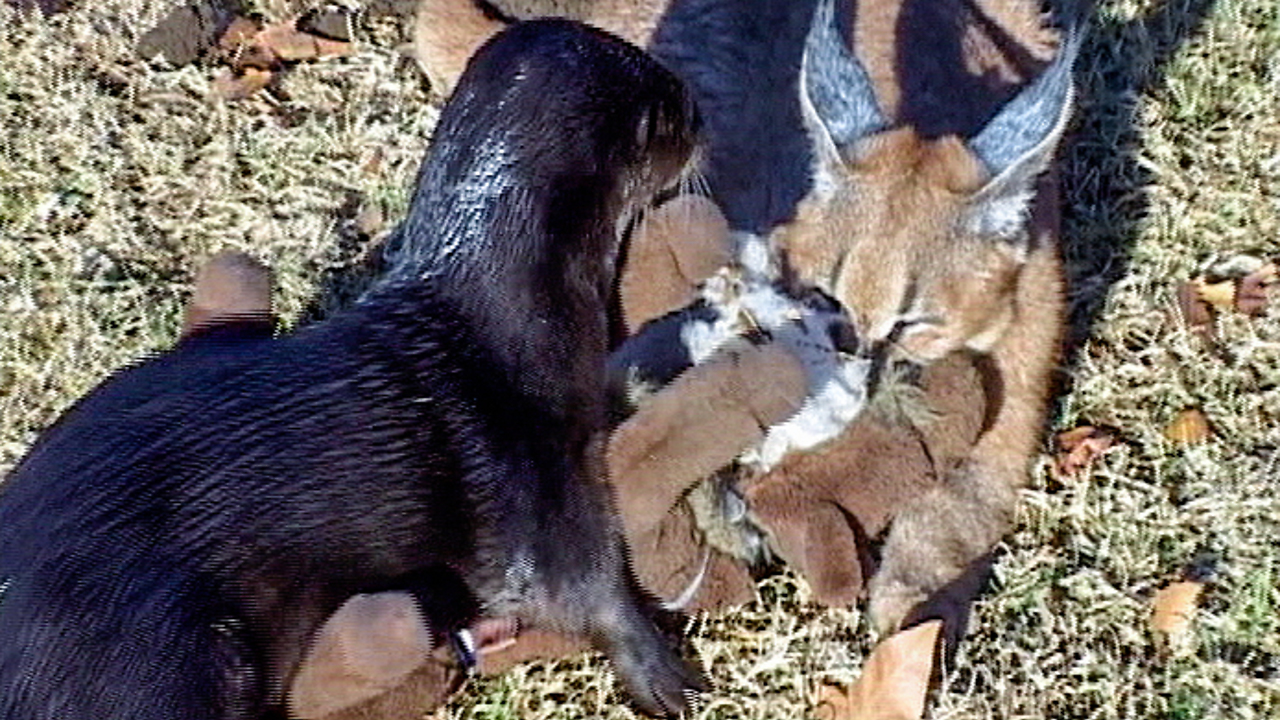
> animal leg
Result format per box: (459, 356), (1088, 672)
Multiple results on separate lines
(869, 240), (1063, 634)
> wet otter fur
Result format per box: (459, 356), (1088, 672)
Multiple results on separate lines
(0, 19), (702, 720)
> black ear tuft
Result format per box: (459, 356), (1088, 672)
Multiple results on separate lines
(802, 0), (887, 150)
(963, 13), (1085, 241)
(968, 21), (1082, 178)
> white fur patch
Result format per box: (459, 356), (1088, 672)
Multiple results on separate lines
(743, 353), (870, 471)
(660, 548), (711, 612)
(962, 187), (1035, 242)
(734, 231), (777, 278)
(487, 547), (535, 614)
(676, 258), (872, 473)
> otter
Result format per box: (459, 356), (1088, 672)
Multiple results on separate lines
(0, 19), (702, 720)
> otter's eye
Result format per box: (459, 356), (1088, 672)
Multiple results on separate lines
(635, 106), (655, 149)
(637, 104), (679, 149)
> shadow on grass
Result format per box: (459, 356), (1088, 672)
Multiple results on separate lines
(1059, 0), (1220, 351)
(296, 191), (397, 326)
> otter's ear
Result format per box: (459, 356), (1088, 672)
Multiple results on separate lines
(963, 24), (1082, 242)
(799, 0), (887, 166)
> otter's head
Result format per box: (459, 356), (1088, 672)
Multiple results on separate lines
(402, 19), (700, 276)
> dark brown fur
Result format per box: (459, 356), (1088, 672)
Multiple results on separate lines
(0, 20), (702, 720)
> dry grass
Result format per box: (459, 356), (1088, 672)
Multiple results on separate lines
(1, 0), (1278, 718)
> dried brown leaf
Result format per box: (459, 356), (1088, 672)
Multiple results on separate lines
(1193, 277), (1236, 311)
(1164, 408), (1212, 444)
(222, 17), (278, 70)
(1174, 281), (1214, 336)
(298, 7), (354, 42)
(218, 15), (353, 73)
(814, 620), (941, 720)
(138, 4), (233, 65)
(1235, 262), (1277, 316)
(1051, 425), (1116, 481)
(218, 16), (263, 55)
(211, 67), (274, 101)
(1151, 580), (1203, 655)
(256, 20), (353, 63)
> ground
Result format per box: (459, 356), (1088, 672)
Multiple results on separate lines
(0, 0), (1277, 718)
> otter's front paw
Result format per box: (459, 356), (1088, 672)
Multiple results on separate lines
(608, 629), (706, 717)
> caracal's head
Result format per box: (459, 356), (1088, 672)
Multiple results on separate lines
(777, 0), (1080, 364)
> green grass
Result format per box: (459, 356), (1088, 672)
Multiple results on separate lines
(2, 0), (1279, 718)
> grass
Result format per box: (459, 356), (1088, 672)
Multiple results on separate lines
(1, 0), (1278, 718)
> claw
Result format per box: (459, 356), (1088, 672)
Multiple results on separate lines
(610, 634), (706, 717)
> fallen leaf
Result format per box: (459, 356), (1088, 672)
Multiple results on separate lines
(1235, 262), (1277, 316)
(1151, 580), (1203, 656)
(216, 16), (281, 72)
(255, 20), (353, 63)
(814, 620), (941, 720)
(211, 67), (274, 101)
(298, 6), (354, 42)
(1051, 425), (1116, 481)
(218, 16), (266, 58)
(1164, 408), (1211, 444)
(215, 14), (354, 82)
(210, 13), (356, 100)
(1192, 277), (1236, 311)
(1181, 253), (1278, 325)
(1174, 281), (1214, 337)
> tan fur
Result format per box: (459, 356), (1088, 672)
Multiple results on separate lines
(620, 194), (733, 332)
(777, 0), (1070, 631)
(413, 0), (670, 96)
(780, 128), (1028, 363)
(412, 0), (505, 96)
(864, 173), (1065, 627)
(868, 239), (1062, 633)
(181, 251), (273, 336)
(746, 353), (988, 608)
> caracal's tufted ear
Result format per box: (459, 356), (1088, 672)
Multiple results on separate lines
(799, 0), (887, 171)
(963, 19), (1083, 243)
